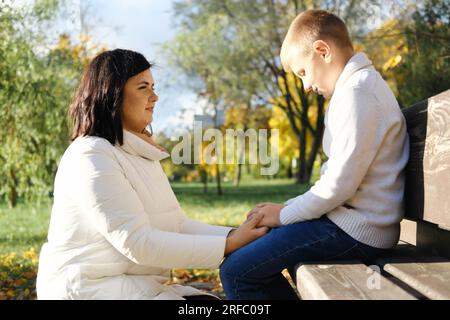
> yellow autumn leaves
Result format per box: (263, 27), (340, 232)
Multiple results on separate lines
(0, 247), (224, 299)
(169, 269), (224, 298)
(0, 248), (38, 300)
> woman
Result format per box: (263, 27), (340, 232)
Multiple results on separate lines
(36, 49), (268, 300)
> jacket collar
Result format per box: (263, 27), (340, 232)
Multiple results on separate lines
(119, 130), (170, 161)
(334, 52), (373, 90)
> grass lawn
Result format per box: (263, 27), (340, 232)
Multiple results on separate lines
(0, 177), (313, 299)
(0, 201), (51, 256)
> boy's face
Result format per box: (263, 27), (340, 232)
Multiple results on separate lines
(288, 50), (332, 99)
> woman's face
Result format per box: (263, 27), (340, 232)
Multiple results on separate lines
(122, 69), (158, 133)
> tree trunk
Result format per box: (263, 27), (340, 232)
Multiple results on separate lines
(294, 94), (326, 185)
(296, 93), (309, 184)
(304, 95), (326, 183)
(216, 163), (223, 195)
(287, 159), (293, 178)
(234, 126), (245, 187)
(234, 163), (242, 187)
(200, 169), (208, 193)
(8, 168), (18, 208)
(296, 131), (308, 184)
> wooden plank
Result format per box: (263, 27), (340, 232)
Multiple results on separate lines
(403, 89), (450, 228)
(296, 263), (415, 300)
(383, 262), (450, 300)
(375, 242), (450, 300)
(403, 99), (427, 222)
(400, 219), (450, 258)
(400, 219), (417, 246)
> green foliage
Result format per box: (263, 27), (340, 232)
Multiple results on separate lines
(396, 0), (450, 106)
(0, 1), (83, 207)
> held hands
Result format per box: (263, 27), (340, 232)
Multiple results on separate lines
(224, 214), (269, 256)
(224, 203), (286, 256)
(246, 203), (285, 228)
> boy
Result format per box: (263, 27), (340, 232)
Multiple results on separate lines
(220, 9), (410, 300)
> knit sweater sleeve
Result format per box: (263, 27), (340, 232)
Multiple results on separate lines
(280, 88), (385, 224)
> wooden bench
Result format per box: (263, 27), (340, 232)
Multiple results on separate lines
(293, 89), (450, 300)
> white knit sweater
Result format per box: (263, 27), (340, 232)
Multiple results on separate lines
(280, 52), (409, 249)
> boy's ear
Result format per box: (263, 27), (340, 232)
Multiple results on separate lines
(312, 40), (331, 62)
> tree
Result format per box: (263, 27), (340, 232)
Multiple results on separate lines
(1, 1), (65, 206)
(0, 0), (103, 207)
(359, 0), (450, 107)
(396, 0), (450, 106)
(163, 13), (239, 194)
(164, 0), (386, 184)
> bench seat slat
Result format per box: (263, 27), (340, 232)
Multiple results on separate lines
(375, 243), (450, 300)
(382, 262), (450, 300)
(296, 263), (416, 300)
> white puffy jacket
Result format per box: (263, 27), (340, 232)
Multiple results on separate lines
(37, 130), (231, 299)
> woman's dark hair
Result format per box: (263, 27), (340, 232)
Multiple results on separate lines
(69, 49), (152, 145)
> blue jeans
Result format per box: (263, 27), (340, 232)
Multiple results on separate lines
(219, 215), (387, 300)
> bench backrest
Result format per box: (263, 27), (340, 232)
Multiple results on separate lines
(401, 89), (450, 258)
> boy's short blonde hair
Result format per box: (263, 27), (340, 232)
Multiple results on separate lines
(281, 10), (353, 72)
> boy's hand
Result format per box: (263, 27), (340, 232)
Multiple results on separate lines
(246, 203), (285, 228)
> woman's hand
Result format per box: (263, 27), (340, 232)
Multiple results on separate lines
(224, 214), (269, 256)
